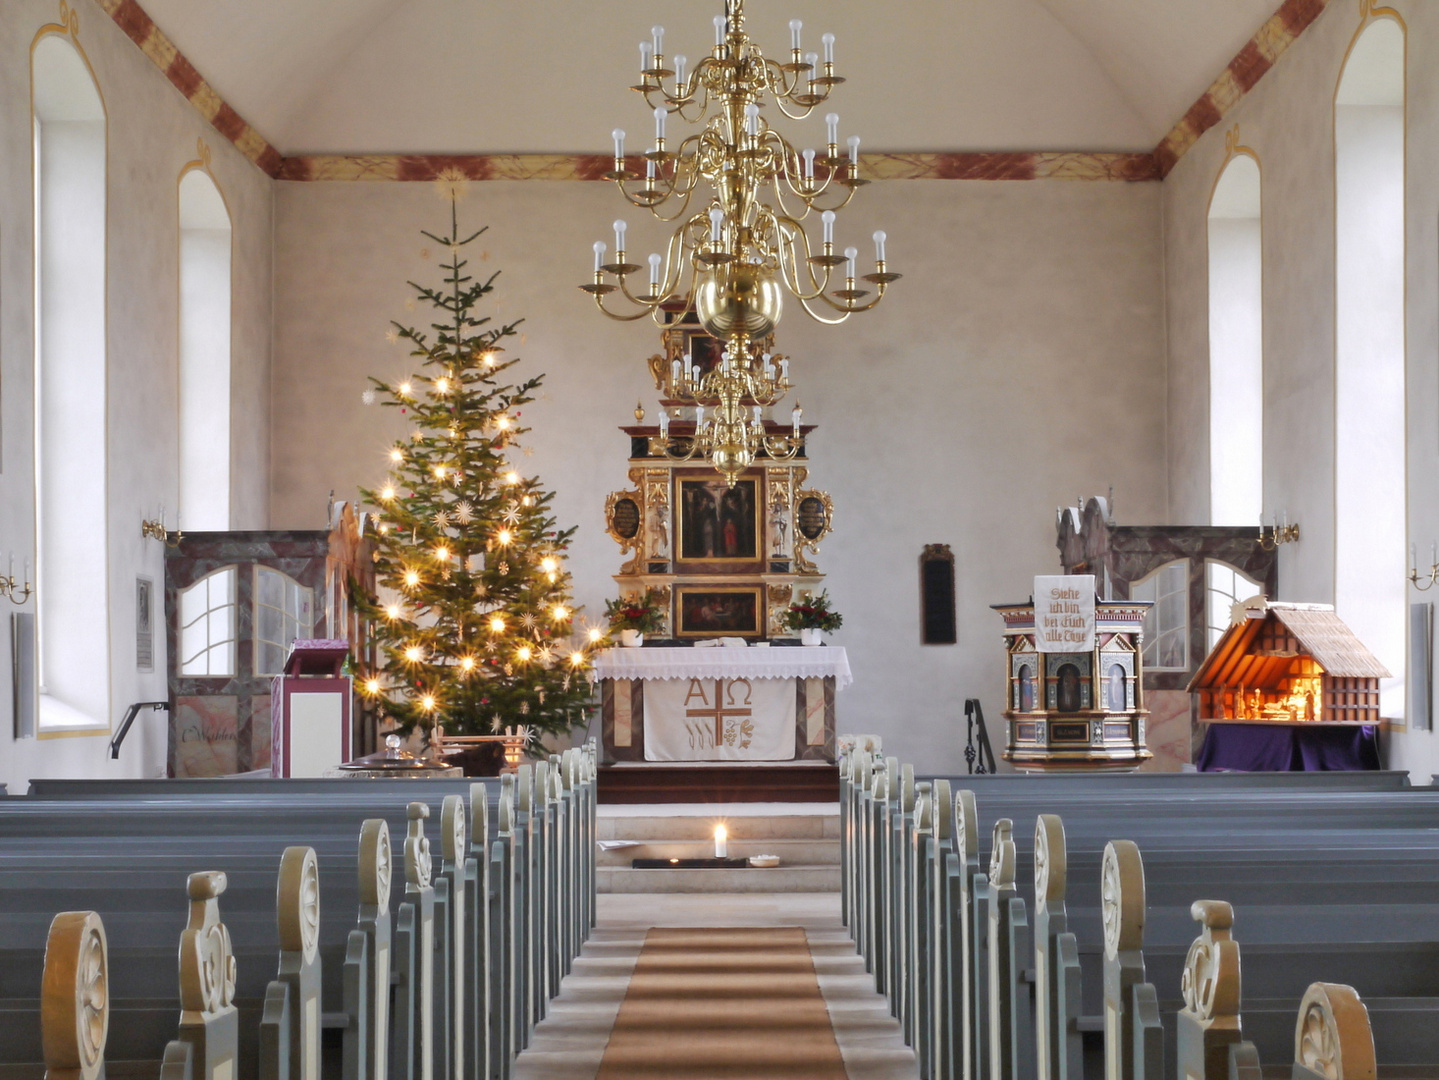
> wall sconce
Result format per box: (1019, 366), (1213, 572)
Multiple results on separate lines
(0, 555), (32, 606)
(1258, 513), (1300, 552)
(141, 507), (182, 548)
(1410, 542), (1438, 591)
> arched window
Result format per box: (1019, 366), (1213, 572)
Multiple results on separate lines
(179, 566), (237, 677)
(178, 167), (231, 531)
(1129, 560), (1188, 672)
(32, 31), (108, 732)
(1208, 151), (1263, 526)
(1335, 16), (1405, 716)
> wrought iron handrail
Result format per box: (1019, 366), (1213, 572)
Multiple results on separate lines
(963, 697), (996, 775)
(109, 701), (169, 760)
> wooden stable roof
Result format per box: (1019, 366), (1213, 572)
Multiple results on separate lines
(1187, 601), (1390, 692)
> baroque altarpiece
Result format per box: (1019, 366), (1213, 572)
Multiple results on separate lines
(603, 317), (834, 640)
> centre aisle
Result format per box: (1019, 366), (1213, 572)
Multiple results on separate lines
(513, 894), (917, 1080)
(598, 927), (845, 1079)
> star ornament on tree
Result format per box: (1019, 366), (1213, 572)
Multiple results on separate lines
(352, 197), (602, 748)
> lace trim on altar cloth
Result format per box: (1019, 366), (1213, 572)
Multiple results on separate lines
(591, 646), (853, 690)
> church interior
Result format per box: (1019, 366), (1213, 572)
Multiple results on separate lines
(2, 1), (1439, 1077)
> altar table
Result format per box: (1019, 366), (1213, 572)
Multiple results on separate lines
(1196, 722), (1380, 772)
(592, 646), (851, 763)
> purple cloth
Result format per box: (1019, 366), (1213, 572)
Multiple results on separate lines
(1196, 723), (1380, 772)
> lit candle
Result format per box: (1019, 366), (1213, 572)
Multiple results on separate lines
(639, 40), (652, 73)
(654, 106), (667, 144)
(825, 112), (839, 147)
(873, 229), (887, 263)
(651, 25), (664, 59)
(592, 240), (606, 273)
(713, 14), (726, 48)
(612, 128), (625, 161)
(647, 252), (662, 290)
(802, 148), (816, 180)
(714, 824), (728, 858)
(822, 32), (835, 66)
(847, 134), (861, 166)
(789, 18), (802, 52)
(844, 245), (858, 278)
(613, 218), (628, 254)
(822, 209), (835, 246)
(709, 207), (724, 244)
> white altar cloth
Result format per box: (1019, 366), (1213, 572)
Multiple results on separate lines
(643, 676), (796, 761)
(592, 646), (852, 690)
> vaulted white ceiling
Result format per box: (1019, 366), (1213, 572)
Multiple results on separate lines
(134, 0), (1284, 156)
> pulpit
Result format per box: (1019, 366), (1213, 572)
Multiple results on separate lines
(593, 646), (849, 763)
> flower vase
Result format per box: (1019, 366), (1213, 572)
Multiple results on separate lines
(619, 629), (645, 648)
(800, 628), (823, 647)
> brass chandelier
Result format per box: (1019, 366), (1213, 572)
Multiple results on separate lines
(580, 0), (898, 484)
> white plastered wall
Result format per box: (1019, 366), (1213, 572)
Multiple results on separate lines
(0, 0), (273, 792)
(270, 178), (1168, 771)
(1162, 0), (1439, 779)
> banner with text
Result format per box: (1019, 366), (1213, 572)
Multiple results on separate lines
(1034, 574), (1095, 653)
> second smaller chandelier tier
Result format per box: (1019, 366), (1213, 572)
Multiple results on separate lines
(580, 0), (899, 344)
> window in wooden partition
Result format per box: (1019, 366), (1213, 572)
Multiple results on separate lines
(1205, 560), (1263, 650)
(1129, 560), (1188, 671)
(254, 566), (314, 676)
(179, 567), (237, 677)
(919, 544), (956, 645)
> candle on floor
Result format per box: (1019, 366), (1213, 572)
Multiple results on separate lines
(714, 824), (728, 859)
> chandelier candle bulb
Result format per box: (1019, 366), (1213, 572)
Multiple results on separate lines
(654, 106), (667, 145)
(713, 15), (726, 49)
(752, 405), (762, 425)
(674, 54), (687, 84)
(671, 358), (681, 384)
(709, 207), (724, 244)
(745, 103), (760, 139)
(645, 156), (656, 182)
(714, 824), (727, 859)
(826, 113), (840, 149)
(780, 357), (790, 381)
(593, 241), (606, 273)
(639, 41), (652, 73)
(791, 404), (802, 435)
(822, 209), (835, 246)
(647, 253), (662, 290)
(873, 230), (887, 263)
(659, 410), (670, 436)
(651, 25), (664, 58)
(789, 18), (802, 52)
(803, 148), (816, 180)
(695, 405), (705, 425)
(611, 128), (625, 162)
(847, 134), (861, 166)
(805, 52), (819, 89)
(822, 32), (835, 66)
(844, 245), (858, 280)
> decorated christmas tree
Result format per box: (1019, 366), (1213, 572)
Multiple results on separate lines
(356, 182), (603, 748)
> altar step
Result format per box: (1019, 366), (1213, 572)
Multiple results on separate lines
(596, 804), (841, 894)
(597, 762), (840, 804)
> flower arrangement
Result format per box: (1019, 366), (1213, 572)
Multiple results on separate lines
(604, 589), (668, 634)
(783, 590), (843, 633)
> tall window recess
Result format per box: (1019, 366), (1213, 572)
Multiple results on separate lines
(1335, 14), (1406, 718)
(1129, 560), (1188, 672)
(178, 163), (231, 531)
(1208, 144), (1263, 527)
(32, 28), (110, 733)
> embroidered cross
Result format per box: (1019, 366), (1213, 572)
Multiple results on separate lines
(684, 679), (753, 745)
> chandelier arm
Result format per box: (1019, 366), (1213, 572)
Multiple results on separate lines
(592, 294), (662, 323)
(773, 216), (836, 301)
(797, 295), (854, 325)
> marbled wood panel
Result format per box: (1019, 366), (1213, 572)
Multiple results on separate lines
(1153, 0), (1332, 177)
(173, 696), (238, 777)
(600, 679), (645, 763)
(249, 694), (272, 771)
(794, 676), (837, 762)
(1138, 690), (1193, 772)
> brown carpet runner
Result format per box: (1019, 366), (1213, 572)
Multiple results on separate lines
(596, 926), (848, 1079)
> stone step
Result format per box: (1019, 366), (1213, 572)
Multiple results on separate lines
(596, 863), (841, 894)
(596, 836), (838, 867)
(596, 813), (838, 842)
